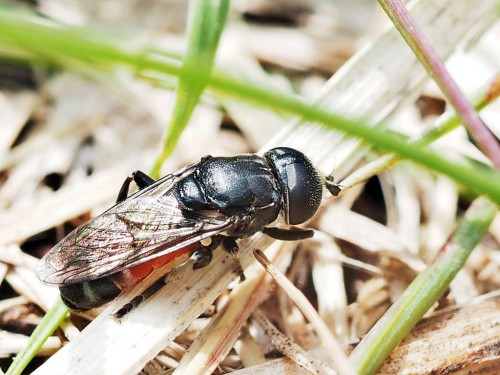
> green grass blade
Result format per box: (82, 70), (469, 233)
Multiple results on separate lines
(6, 299), (69, 375)
(322, 77), (500, 189)
(0, 8), (499, 199)
(377, 0), (500, 166)
(349, 197), (498, 374)
(150, 0), (230, 177)
(206, 73), (500, 203)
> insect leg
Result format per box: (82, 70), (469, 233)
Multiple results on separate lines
(192, 247), (213, 270)
(116, 170), (156, 203)
(192, 236), (223, 270)
(262, 227), (314, 241)
(112, 276), (166, 319)
(113, 238), (218, 319)
(222, 237), (246, 281)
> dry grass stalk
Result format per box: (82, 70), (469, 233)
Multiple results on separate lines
(0, 0), (498, 374)
(254, 249), (354, 375)
(376, 294), (500, 374)
(172, 241), (285, 374)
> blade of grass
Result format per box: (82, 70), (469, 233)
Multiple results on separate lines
(150, 0), (230, 178)
(0, 8), (499, 203)
(378, 0), (500, 167)
(5, 299), (69, 375)
(341, 74), (500, 190)
(208, 73), (500, 203)
(4, 4), (228, 372)
(349, 197), (498, 374)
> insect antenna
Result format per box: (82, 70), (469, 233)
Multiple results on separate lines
(325, 175), (342, 196)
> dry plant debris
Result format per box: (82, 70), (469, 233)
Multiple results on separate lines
(0, 0), (499, 374)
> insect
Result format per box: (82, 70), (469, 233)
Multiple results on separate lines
(36, 147), (334, 313)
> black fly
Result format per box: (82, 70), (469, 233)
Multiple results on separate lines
(36, 147), (333, 314)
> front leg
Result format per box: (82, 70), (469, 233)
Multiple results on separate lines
(116, 170), (156, 203)
(262, 227), (314, 241)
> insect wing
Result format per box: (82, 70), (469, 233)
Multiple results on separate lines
(36, 166), (233, 285)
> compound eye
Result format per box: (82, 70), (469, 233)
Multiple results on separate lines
(264, 147), (323, 225)
(285, 162), (322, 225)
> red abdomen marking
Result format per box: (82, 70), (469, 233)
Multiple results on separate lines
(111, 244), (199, 291)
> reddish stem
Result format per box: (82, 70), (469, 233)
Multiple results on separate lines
(380, 0), (500, 168)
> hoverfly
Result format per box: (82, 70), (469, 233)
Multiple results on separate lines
(36, 147), (333, 313)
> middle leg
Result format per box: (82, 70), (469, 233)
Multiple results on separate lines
(116, 170), (156, 203)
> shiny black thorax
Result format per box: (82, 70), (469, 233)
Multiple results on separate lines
(174, 155), (282, 238)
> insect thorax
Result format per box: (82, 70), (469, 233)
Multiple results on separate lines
(174, 155), (282, 237)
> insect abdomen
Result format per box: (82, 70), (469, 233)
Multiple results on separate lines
(59, 245), (198, 310)
(59, 277), (121, 311)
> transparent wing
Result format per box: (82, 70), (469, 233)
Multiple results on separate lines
(36, 166), (234, 285)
